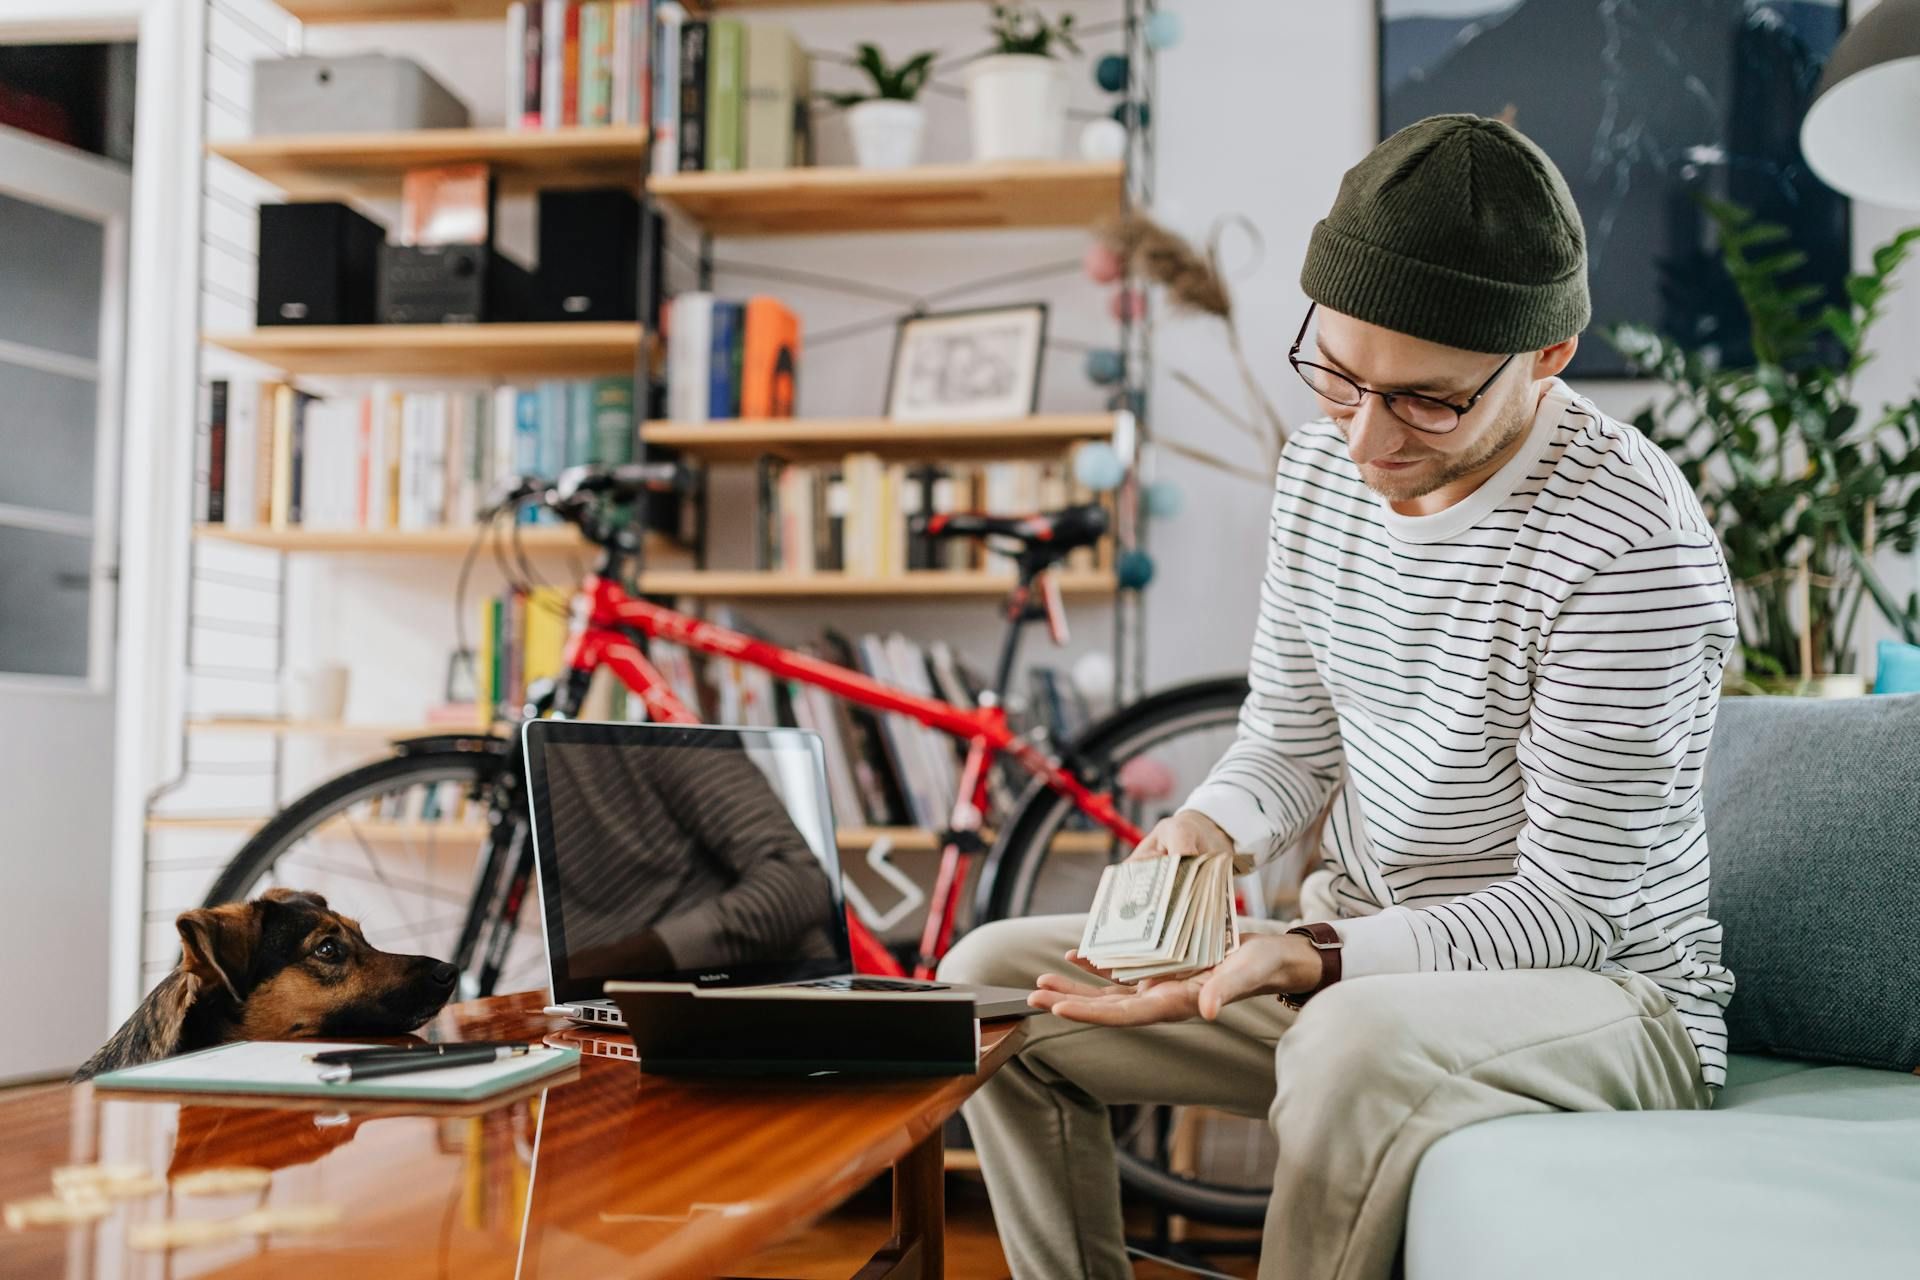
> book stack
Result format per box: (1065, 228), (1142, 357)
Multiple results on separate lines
(506, 0), (651, 132)
(665, 292), (802, 422)
(654, 7), (810, 176)
(761, 456), (1107, 578)
(477, 585), (570, 719)
(195, 377), (635, 531)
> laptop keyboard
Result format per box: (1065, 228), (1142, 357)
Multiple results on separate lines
(790, 977), (952, 993)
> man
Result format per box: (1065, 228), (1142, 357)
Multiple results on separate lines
(939, 112), (1737, 1280)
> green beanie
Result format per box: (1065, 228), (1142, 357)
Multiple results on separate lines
(1299, 113), (1590, 355)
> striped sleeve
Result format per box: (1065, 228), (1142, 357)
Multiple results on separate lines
(1334, 530), (1736, 975)
(1177, 474), (1346, 864)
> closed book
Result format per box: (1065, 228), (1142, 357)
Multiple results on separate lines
(705, 17), (744, 171)
(226, 377), (256, 528)
(819, 465), (845, 570)
(822, 629), (909, 826)
(742, 24), (805, 170)
(289, 392), (311, 525)
(207, 379), (228, 523)
(590, 377), (633, 463)
(740, 295), (800, 418)
(677, 19), (707, 172)
(708, 299), (743, 419)
(666, 292), (713, 423)
(610, 0), (631, 124)
(507, 2), (533, 130)
(651, 3), (683, 174)
(625, 0), (648, 126)
(355, 393), (373, 526)
(562, 0), (583, 125)
(541, 0), (567, 128)
(580, 2), (613, 126)
(564, 380), (592, 466)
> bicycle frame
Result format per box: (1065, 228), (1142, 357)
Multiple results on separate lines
(554, 572), (1149, 980)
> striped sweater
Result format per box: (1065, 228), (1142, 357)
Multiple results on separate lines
(1180, 376), (1738, 1086)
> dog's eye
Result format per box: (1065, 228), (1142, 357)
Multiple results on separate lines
(313, 938), (344, 962)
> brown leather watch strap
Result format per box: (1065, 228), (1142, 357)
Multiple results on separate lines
(1279, 922), (1343, 1009)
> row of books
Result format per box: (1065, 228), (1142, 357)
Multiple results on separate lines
(475, 595), (1092, 830)
(664, 293), (802, 422)
(654, 8), (811, 175)
(194, 378), (634, 530)
(505, 0), (650, 131)
(762, 457), (1107, 578)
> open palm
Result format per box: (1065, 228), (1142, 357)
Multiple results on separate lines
(1029, 936), (1302, 1026)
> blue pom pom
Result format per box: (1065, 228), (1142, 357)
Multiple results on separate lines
(1111, 100), (1151, 129)
(1085, 348), (1125, 386)
(1117, 548), (1156, 590)
(1075, 442), (1127, 492)
(1145, 11), (1182, 51)
(1143, 480), (1184, 519)
(1095, 53), (1129, 93)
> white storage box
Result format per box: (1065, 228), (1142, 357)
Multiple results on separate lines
(252, 54), (471, 135)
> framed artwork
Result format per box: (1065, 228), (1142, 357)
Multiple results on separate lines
(884, 304), (1049, 422)
(1377, 0), (1850, 377)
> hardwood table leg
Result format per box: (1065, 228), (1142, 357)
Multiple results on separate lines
(852, 1124), (943, 1280)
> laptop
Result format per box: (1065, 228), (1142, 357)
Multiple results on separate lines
(522, 719), (1039, 1024)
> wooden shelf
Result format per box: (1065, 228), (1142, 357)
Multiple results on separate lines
(193, 524), (623, 554)
(283, 0), (957, 23)
(205, 322), (642, 377)
(211, 126), (647, 198)
(643, 414), (1115, 464)
(636, 569), (1112, 599)
(648, 161), (1125, 236)
(185, 719), (490, 738)
(842, 827), (1116, 856)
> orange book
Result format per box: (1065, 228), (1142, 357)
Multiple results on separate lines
(739, 296), (800, 419)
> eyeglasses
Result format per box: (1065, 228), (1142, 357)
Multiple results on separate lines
(1287, 302), (1517, 435)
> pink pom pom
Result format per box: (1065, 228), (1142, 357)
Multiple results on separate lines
(1108, 287), (1146, 322)
(1118, 755), (1176, 803)
(1083, 242), (1123, 284)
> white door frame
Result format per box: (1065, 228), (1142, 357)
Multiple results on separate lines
(0, 0), (211, 1023)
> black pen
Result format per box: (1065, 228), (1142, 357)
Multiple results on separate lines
(317, 1045), (530, 1084)
(311, 1042), (528, 1066)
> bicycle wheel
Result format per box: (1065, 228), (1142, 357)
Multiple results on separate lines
(977, 675), (1281, 1229)
(202, 745), (546, 1000)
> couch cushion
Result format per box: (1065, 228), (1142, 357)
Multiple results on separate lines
(1704, 694), (1920, 1071)
(1404, 1056), (1920, 1278)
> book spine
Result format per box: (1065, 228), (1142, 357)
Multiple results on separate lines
(651, 3), (683, 175)
(207, 379), (228, 524)
(563, 1), (582, 126)
(541, 0), (566, 128)
(507, 2), (528, 130)
(708, 301), (740, 420)
(355, 393), (372, 527)
(706, 18), (742, 172)
(289, 393), (309, 526)
(678, 19), (707, 172)
(610, 1), (629, 126)
(631, 0), (649, 128)
(590, 377), (634, 464)
(565, 380), (592, 467)
(585, 3), (613, 127)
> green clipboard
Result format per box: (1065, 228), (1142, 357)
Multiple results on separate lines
(91, 1040), (580, 1103)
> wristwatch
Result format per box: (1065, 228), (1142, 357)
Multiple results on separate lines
(1279, 922), (1343, 1009)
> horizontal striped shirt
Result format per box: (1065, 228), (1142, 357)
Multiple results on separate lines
(1181, 376), (1737, 1086)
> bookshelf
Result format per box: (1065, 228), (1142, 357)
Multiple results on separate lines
(185, 719), (463, 738)
(206, 322), (642, 378)
(281, 0), (954, 23)
(210, 126), (648, 199)
(632, 569), (1114, 599)
(193, 525), (648, 555)
(648, 161), (1126, 237)
(643, 414), (1117, 464)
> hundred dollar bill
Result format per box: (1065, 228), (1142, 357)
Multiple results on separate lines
(1079, 853), (1182, 957)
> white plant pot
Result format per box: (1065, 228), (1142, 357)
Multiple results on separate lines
(847, 99), (926, 170)
(964, 54), (1068, 162)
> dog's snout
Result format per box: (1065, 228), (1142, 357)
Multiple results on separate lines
(429, 962), (458, 988)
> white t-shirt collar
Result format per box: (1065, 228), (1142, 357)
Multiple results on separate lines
(1377, 375), (1574, 545)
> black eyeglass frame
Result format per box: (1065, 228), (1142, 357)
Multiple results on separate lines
(1287, 302), (1518, 435)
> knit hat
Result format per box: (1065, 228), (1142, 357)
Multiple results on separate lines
(1299, 113), (1590, 355)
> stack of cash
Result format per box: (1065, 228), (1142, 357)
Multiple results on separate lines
(1078, 852), (1239, 982)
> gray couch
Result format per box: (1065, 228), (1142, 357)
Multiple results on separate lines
(1403, 694), (1920, 1275)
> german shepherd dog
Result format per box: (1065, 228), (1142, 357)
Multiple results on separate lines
(74, 889), (458, 1081)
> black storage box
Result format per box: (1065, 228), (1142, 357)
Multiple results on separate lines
(256, 202), (385, 326)
(535, 187), (640, 322)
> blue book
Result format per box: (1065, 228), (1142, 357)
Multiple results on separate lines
(709, 300), (743, 419)
(514, 390), (542, 524)
(565, 381), (594, 467)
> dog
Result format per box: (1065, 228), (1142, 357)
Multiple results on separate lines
(74, 888), (458, 1082)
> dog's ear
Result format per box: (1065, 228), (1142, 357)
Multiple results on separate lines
(176, 904), (260, 1002)
(260, 887), (328, 911)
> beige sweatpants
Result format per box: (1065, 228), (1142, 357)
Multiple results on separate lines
(938, 906), (1712, 1280)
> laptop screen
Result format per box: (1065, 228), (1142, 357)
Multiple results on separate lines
(523, 722), (853, 1003)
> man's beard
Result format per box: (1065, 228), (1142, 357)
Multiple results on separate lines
(1353, 392), (1533, 503)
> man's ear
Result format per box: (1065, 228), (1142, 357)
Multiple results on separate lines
(176, 904), (260, 1002)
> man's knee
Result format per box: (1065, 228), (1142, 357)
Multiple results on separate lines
(1270, 977), (1439, 1128)
(937, 915), (1075, 989)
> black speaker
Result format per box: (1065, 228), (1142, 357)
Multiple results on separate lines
(380, 243), (535, 324)
(535, 187), (640, 322)
(256, 202), (385, 326)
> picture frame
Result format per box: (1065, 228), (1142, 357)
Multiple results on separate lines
(883, 304), (1049, 423)
(1374, 0), (1850, 379)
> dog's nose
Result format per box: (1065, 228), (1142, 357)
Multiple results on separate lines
(429, 962), (458, 988)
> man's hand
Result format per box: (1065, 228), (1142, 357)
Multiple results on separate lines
(1030, 932), (1326, 1025)
(1128, 810), (1235, 863)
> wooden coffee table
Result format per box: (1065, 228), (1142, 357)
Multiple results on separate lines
(0, 991), (1026, 1279)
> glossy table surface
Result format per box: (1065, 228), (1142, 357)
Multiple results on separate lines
(0, 992), (1024, 1279)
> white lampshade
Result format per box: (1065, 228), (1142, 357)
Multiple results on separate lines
(1801, 0), (1920, 207)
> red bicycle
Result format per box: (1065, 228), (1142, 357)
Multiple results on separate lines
(206, 463), (1267, 1220)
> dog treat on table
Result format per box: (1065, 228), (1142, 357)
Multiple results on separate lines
(130, 1216), (244, 1251)
(6, 1193), (111, 1230)
(235, 1203), (342, 1234)
(52, 1162), (164, 1199)
(172, 1166), (273, 1197)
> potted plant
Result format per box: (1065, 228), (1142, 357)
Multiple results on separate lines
(1607, 197), (1920, 695)
(965, 3), (1079, 162)
(825, 43), (936, 170)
